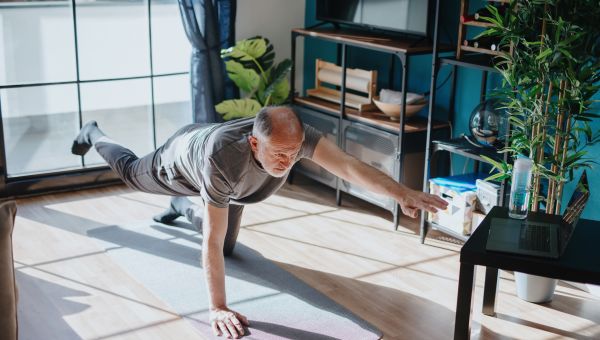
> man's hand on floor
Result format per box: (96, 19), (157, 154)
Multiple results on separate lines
(210, 307), (250, 338)
(399, 189), (449, 218)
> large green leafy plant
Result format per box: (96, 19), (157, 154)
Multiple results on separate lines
(480, 0), (600, 214)
(215, 37), (292, 120)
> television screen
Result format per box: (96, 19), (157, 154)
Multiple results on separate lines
(316, 0), (430, 36)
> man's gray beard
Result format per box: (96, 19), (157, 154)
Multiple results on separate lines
(268, 169), (289, 178)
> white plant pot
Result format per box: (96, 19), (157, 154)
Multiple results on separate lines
(515, 272), (558, 303)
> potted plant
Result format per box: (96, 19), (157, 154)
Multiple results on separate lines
(215, 36), (292, 120)
(479, 0), (600, 302)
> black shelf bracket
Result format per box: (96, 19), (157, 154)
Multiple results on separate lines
(420, 0), (443, 244)
(419, 0), (509, 245)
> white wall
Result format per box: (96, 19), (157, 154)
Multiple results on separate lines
(236, 0), (305, 93)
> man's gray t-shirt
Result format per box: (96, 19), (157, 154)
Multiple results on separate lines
(170, 118), (322, 208)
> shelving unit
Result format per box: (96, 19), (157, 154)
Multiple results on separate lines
(457, 0), (512, 59)
(290, 26), (452, 229)
(419, 0), (510, 244)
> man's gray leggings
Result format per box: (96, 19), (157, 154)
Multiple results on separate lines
(94, 124), (242, 256)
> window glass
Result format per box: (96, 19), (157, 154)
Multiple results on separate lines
(1, 84), (81, 176)
(151, 0), (190, 74)
(80, 78), (153, 166)
(0, 1), (77, 85)
(76, 0), (150, 80)
(154, 74), (192, 146)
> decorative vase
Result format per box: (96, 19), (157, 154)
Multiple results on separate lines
(468, 99), (508, 148)
(514, 272), (558, 303)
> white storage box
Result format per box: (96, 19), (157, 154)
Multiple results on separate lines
(476, 179), (501, 214)
(428, 174), (485, 235)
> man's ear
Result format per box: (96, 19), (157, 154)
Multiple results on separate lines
(248, 135), (259, 152)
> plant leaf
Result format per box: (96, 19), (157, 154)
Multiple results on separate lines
(221, 38), (267, 62)
(263, 59), (292, 105)
(215, 99), (262, 121)
(481, 155), (505, 173)
(270, 78), (290, 105)
(225, 60), (260, 93)
(536, 48), (552, 61)
(223, 36), (275, 74)
(485, 172), (509, 182)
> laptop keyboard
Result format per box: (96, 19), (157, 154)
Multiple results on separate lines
(519, 223), (551, 252)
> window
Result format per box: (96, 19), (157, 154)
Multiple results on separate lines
(0, 0), (191, 177)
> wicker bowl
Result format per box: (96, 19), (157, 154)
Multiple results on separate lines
(373, 98), (427, 121)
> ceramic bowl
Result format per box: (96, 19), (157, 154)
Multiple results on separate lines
(373, 98), (427, 121)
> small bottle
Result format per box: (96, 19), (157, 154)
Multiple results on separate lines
(463, 37), (498, 51)
(460, 14), (475, 23)
(508, 156), (534, 219)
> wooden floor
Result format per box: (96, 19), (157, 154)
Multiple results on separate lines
(12, 174), (600, 340)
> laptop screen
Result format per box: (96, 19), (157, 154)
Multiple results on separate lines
(485, 171), (590, 258)
(562, 171), (589, 226)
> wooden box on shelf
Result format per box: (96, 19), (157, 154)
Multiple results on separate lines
(306, 59), (377, 112)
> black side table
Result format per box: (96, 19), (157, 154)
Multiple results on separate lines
(454, 206), (600, 340)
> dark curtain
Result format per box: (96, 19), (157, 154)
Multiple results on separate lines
(178, 0), (237, 123)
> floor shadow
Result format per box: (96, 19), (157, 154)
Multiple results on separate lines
(18, 183), (597, 339)
(268, 261), (518, 340)
(16, 198), (524, 339)
(16, 270), (88, 340)
(245, 321), (341, 340)
(272, 261), (455, 339)
(474, 324), (519, 340)
(281, 172), (460, 242)
(20, 205), (381, 338)
(495, 312), (599, 340)
(545, 292), (600, 324)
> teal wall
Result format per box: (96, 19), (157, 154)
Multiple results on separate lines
(302, 0), (599, 221)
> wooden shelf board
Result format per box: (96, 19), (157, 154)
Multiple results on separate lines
(306, 87), (375, 111)
(293, 27), (453, 55)
(462, 20), (494, 28)
(460, 45), (506, 57)
(293, 96), (449, 134)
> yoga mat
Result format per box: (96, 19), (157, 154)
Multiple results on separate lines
(88, 220), (382, 339)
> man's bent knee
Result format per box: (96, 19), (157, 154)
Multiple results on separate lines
(223, 242), (236, 257)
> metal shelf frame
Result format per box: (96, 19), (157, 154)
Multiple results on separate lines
(419, 0), (510, 244)
(290, 26), (447, 230)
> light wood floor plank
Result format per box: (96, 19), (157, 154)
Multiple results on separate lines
(12, 175), (600, 340)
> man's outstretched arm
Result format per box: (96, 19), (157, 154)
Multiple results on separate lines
(203, 203), (249, 338)
(311, 137), (448, 218)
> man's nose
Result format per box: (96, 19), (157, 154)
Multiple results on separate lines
(279, 157), (291, 167)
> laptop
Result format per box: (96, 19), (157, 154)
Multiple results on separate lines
(486, 171), (589, 259)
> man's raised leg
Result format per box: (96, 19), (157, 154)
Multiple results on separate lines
(71, 120), (105, 155)
(71, 121), (181, 196)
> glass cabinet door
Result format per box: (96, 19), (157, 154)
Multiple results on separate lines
(341, 120), (398, 211)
